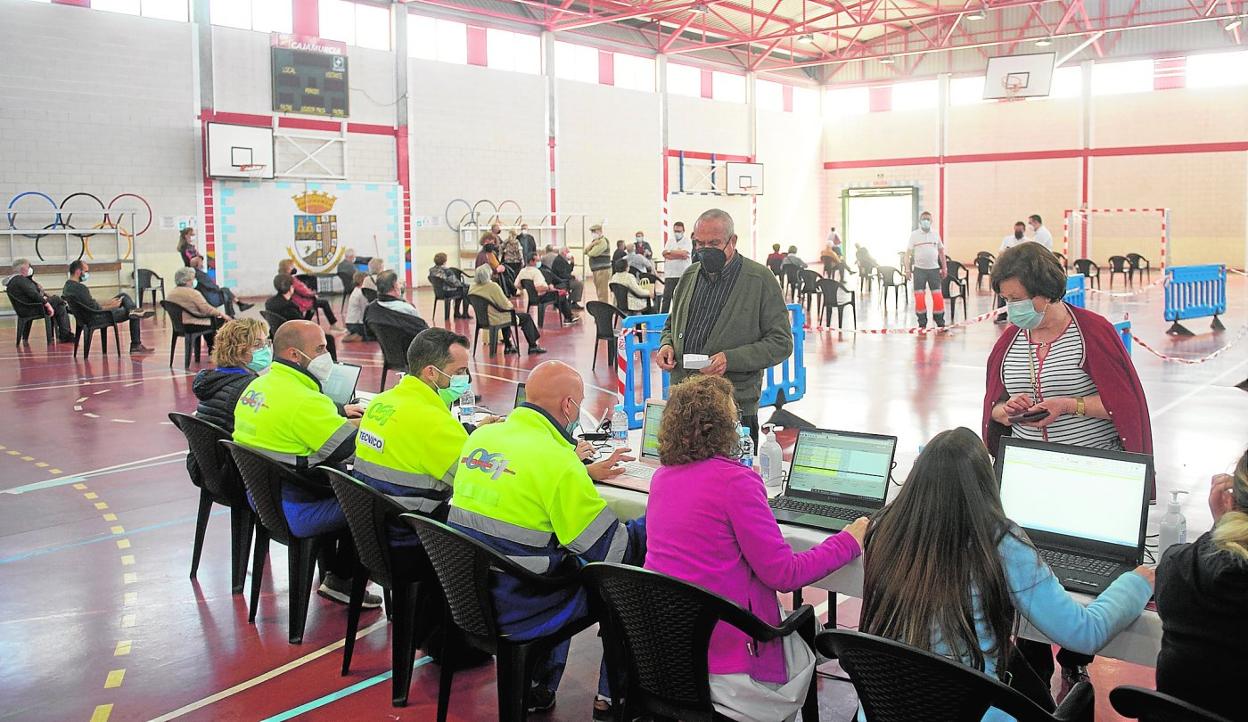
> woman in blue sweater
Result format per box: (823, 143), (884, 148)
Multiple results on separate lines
(860, 428), (1153, 720)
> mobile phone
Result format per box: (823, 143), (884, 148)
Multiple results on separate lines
(1008, 409), (1050, 424)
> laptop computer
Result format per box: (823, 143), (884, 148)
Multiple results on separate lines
(321, 362), (362, 407)
(616, 399), (665, 484)
(514, 382), (526, 410)
(996, 437), (1152, 595)
(768, 428), (897, 532)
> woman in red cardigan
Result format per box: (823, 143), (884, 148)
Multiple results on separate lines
(980, 241), (1153, 701)
(277, 258), (339, 326)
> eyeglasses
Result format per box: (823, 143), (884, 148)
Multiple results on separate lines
(693, 238), (728, 250)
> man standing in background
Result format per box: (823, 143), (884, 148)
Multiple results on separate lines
(905, 211), (947, 329)
(661, 221), (692, 313)
(517, 223), (537, 262)
(585, 223), (612, 303)
(633, 231), (653, 259)
(1029, 214), (1053, 250)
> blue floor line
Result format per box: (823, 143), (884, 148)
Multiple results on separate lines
(0, 509), (226, 564)
(259, 657), (435, 722)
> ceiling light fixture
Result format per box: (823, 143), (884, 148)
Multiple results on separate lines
(1225, 17), (1243, 31)
(966, 10), (985, 20)
(798, 33), (815, 44)
(1035, 37), (1053, 47)
(879, 56), (895, 64)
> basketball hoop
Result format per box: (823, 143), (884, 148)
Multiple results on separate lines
(1001, 76), (1027, 102)
(234, 164), (268, 181)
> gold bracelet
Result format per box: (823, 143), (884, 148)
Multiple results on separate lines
(1075, 397), (1086, 417)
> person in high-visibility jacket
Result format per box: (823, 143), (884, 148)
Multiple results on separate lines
(449, 360), (644, 718)
(233, 320), (376, 607)
(352, 327), (502, 544)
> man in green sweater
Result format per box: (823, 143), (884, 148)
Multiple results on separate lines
(656, 209), (793, 446)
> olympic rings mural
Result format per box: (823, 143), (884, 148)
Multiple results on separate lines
(5, 191), (154, 261)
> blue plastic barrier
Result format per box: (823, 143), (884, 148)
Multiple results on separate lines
(1064, 274), (1085, 308)
(1164, 264), (1227, 336)
(1113, 319), (1132, 355)
(619, 304), (808, 429)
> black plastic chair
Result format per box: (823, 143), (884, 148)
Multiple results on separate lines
(136, 268), (165, 307)
(365, 315), (417, 392)
(974, 253), (995, 291)
(521, 279), (560, 329)
(428, 275), (459, 326)
(1108, 255), (1131, 288)
(817, 629), (1094, 722)
(877, 266), (908, 313)
(406, 515), (597, 722)
(583, 562), (819, 722)
(1073, 259), (1102, 289)
(362, 287), (378, 303)
(610, 282), (652, 316)
(1109, 685), (1232, 722)
(65, 297), (121, 358)
(586, 301), (624, 371)
(6, 289), (54, 347)
(466, 294), (517, 357)
(797, 269), (821, 321)
(259, 310), (286, 341)
(1053, 252), (1069, 270)
(222, 441), (345, 644)
(168, 413), (254, 594)
(337, 270), (356, 313)
(817, 277), (856, 329)
(782, 264), (801, 301)
(943, 260), (970, 322)
(858, 258), (877, 293)
(1126, 253), (1152, 283)
(326, 469), (430, 707)
(160, 300), (214, 369)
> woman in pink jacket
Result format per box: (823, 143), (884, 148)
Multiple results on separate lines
(645, 375), (868, 721)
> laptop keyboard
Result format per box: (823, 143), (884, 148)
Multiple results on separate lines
(620, 462), (655, 480)
(1039, 549), (1118, 577)
(768, 497), (862, 522)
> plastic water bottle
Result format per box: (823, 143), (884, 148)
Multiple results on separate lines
(738, 424), (755, 470)
(759, 425), (783, 488)
(1158, 490), (1189, 559)
(457, 387), (475, 424)
(610, 404), (629, 449)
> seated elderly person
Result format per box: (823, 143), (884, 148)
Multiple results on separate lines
(549, 246), (584, 309)
(277, 258), (339, 327)
(781, 245), (807, 270)
(515, 253), (576, 324)
(267, 274), (338, 361)
(62, 260), (154, 353)
(361, 257), (385, 292)
(427, 252), (470, 320)
(336, 248), (357, 277)
(468, 265), (545, 355)
(626, 242), (656, 275)
(168, 267), (231, 343)
(363, 270), (429, 338)
(4, 258), (73, 342)
(609, 258), (656, 313)
(189, 255), (250, 315)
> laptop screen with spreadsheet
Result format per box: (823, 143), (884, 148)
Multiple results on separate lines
(639, 401), (665, 461)
(786, 429), (896, 504)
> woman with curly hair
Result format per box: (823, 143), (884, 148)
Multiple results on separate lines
(643, 375), (867, 721)
(186, 318), (271, 486)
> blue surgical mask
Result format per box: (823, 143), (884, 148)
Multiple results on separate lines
(1006, 298), (1046, 330)
(80, 272), (91, 282)
(247, 345), (273, 372)
(919, 219), (932, 232)
(434, 368), (471, 407)
(565, 401), (582, 437)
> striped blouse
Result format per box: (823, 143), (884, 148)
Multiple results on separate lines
(1001, 319), (1122, 450)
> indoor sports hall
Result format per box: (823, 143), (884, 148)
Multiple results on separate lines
(2, 1), (1247, 721)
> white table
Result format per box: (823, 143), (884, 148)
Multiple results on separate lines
(596, 482), (1161, 668)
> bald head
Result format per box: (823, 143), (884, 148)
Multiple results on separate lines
(524, 361), (585, 431)
(273, 320), (327, 368)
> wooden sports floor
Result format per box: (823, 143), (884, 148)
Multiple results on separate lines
(1, 273), (1243, 721)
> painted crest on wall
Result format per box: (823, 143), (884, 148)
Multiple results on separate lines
(288, 191), (344, 273)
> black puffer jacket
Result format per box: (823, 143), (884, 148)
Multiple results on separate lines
(192, 367), (256, 433)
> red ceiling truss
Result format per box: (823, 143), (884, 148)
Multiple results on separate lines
(402, 0), (1247, 78)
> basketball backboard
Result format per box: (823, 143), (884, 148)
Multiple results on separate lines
(207, 122), (276, 179)
(726, 161), (764, 195)
(983, 52), (1057, 100)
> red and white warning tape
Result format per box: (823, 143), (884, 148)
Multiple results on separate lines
(1085, 275), (1167, 297)
(1131, 324), (1248, 365)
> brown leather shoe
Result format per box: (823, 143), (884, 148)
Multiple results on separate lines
(129, 344), (154, 354)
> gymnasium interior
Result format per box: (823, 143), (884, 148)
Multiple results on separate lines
(1, 0), (1247, 720)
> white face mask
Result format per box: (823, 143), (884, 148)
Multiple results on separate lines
(298, 349), (335, 383)
(24, 266), (34, 277)
(673, 232), (684, 241)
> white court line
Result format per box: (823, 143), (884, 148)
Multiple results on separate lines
(3, 451), (188, 495)
(94, 389), (111, 395)
(145, 619), (389, 722)
(1152, 356), (1248, 419)
(83, 413), (99, 418)
(75, 397), (88, 403)
(110, 418), (136, 423)
(73, 406), (82, 411)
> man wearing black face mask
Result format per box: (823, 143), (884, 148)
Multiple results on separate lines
(656, 209), (793, 447)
